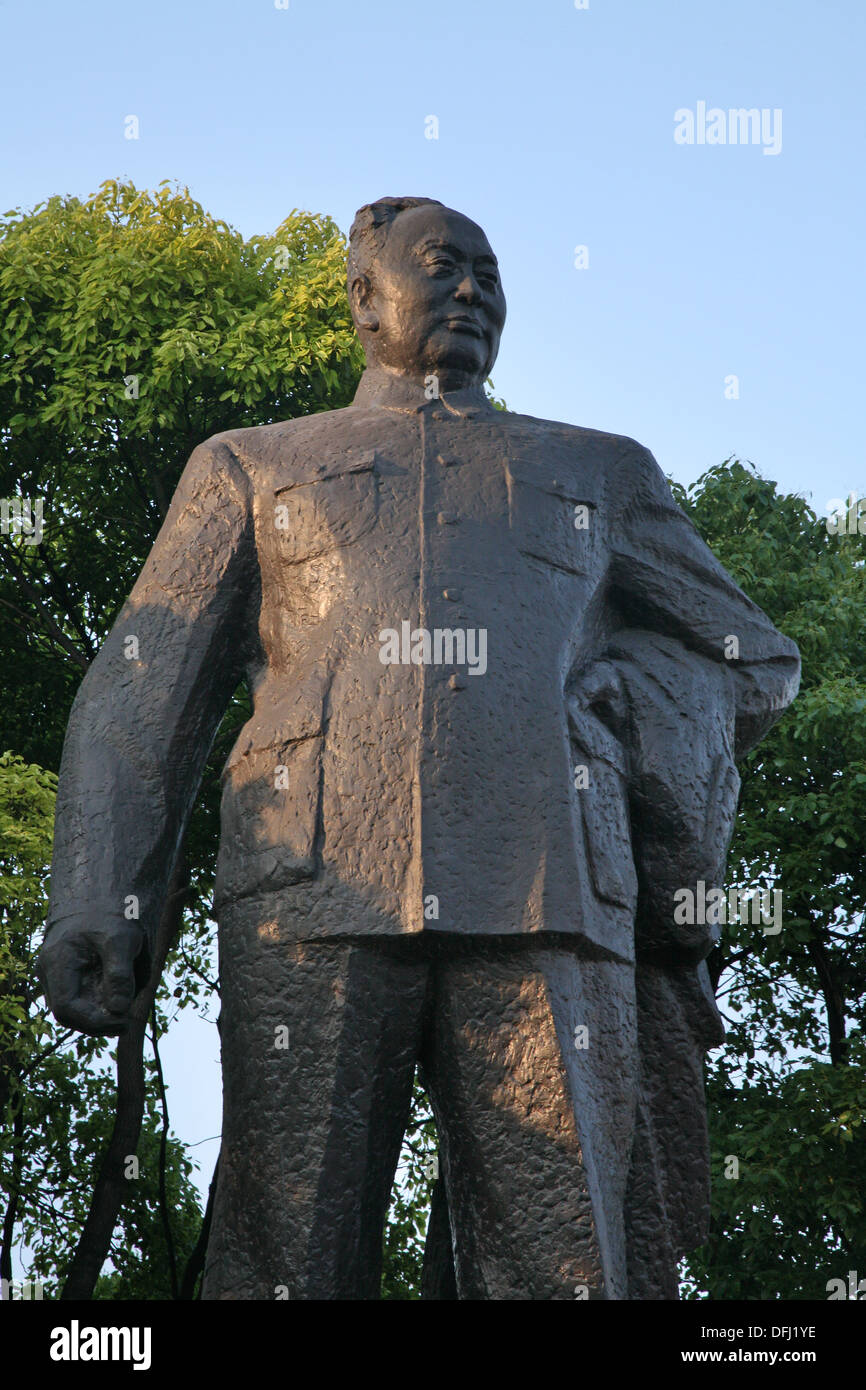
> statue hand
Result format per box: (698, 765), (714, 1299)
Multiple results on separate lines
(37, 919), (148, 1036)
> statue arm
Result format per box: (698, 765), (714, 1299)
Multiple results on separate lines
(39, 435), (255, 1033)
(606, 441), (800, 759)
(565, 441), (800, 965)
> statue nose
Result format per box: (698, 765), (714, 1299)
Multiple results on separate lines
(454, 275), (483, 304)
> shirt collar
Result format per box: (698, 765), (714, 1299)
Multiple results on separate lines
(351, 366), (494, 418)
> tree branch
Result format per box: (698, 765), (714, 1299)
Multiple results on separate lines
(807, 934), (848, 1065)
(59, 852), (190, 1299)
(179, 1152), (220, 1300)
(149, 1006), (178, 1299)
(0, 1094), (25, 1285)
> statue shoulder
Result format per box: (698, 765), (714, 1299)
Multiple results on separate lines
(198, 405), (360, 479)
(505, 413), (658, 483)
(507, 411), (639, 450)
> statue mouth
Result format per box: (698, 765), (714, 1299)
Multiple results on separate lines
(444, 316), (486, 340)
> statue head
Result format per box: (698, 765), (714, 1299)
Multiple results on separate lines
(347, 197), (506, 391)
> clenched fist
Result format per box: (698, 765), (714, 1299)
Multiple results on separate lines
(38, 919), (150, 1035)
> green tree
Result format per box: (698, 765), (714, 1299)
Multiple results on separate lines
(380, 1082), (438, 1300)
(673, 460), (866, 1299)
(0, 752), (206, 1297)
(1, 177), (362, 771)
(0, 752), (62, 1291)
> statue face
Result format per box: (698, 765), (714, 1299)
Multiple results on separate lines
(354, 205), (506, 387)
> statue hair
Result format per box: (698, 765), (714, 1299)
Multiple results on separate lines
(347, 196), (445, 294)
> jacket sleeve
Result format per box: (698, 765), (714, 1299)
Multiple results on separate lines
(607, 440), (800, 758)
(45, 434), (256, 958)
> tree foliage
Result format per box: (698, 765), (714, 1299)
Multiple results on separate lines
(0, 178), (362, 769)
(380, 1081), (437, 1300)
(0, 752), (205, 1296)
(672, 461), (866, 1299)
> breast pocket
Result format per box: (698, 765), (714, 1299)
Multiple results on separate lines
(271, 452), (378, 564)
(507, 460), (599, 577)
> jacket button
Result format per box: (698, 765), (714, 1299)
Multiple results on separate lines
(443, 588), (461, 601)
(435, 452), (458, 466)
(437, 511), (458, 525)
(448, 674), (467, 690)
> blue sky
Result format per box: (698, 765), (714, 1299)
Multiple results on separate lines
(4, 0), (864, 1210)
(4, 0), (864, 507)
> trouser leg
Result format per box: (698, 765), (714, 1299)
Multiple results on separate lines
(202, 908), (426, 1300)
(420, 938), (636, 1300)
(626, 962), (721, 1299)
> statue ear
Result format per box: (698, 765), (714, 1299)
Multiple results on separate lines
(350, 274), (379, 333)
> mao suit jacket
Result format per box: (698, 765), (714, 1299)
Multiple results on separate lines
(46, 369), (801, 967)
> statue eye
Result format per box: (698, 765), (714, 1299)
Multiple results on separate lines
(427, 256), (457, 274)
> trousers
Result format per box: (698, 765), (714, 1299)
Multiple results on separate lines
(201, 902), (638, 1301)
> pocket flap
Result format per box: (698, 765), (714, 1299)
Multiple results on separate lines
(273, 449), (378, 495)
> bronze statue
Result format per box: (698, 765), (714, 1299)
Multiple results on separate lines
(39, 197), (800, 1299)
